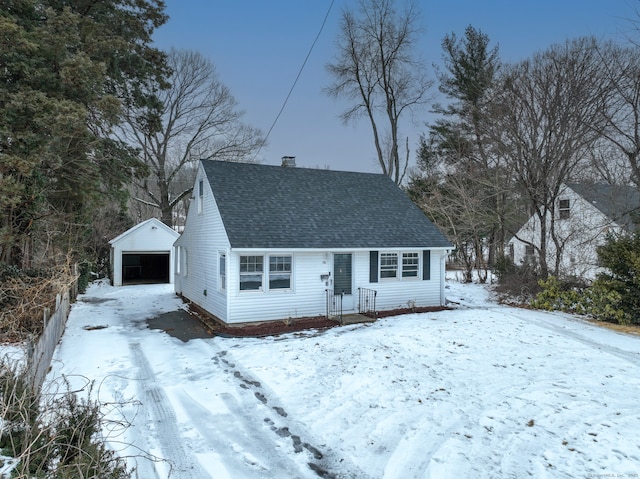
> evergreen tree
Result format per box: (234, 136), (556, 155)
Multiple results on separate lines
(0, 0), (168, 267)
(593, 232), (640, 324)
(409, 25), (510, 277)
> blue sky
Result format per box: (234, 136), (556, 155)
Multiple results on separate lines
(153, 1), (636, 175)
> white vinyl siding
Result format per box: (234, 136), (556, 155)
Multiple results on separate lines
(173, 166), (229, 321)
(359, 250), (442, 311)
(222, 250), (447, 324)
(228, 252), (324, 323)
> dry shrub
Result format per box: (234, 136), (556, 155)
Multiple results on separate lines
(0, 261), (77, 343)
(493, 256), (542, 305)
(0, 359), (133, 478)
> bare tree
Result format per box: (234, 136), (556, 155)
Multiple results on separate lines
(493, 37), (607, 277)
(592, 42), (640, 187)
(326, 0), (431, 184)
(121, 49), (264, 226)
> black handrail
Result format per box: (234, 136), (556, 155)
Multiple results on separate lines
(326, 289), (343, 322)
(358, 287), (377, 318)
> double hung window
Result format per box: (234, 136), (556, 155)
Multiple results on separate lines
(239, 256), (263, 290)
(269, 256), (292, 289)
(380, 253), (398, 278)
(559, 199), (570, 219)
(239, 255), (292, 291)
(379, 252), (420, 280)
(402, 252), (419, 278)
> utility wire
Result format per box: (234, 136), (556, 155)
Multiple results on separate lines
(252, 0), (336, 162)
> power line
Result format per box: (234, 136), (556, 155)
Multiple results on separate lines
(252, 0), (336, 162)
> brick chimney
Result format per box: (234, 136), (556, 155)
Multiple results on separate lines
(281, 156), (296, 167)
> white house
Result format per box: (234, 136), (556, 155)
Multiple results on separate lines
(508, 183), (640, 280)
(174, 159), (452, 325)
(109, 218), (180, 287)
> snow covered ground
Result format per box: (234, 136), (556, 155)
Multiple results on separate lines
(37, 278), (640, 478)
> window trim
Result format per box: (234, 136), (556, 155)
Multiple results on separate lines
(268, 255), (292, 290)
(558, 198), (570, 219)
(380, 252), (398, 279)
(197, 179), (204, 214)
(219, 253), (226, 291)
(238, 254), (295, 292)
(401, 252), (420, 279)
(378, 251), (423, 281)
(239, 255), (264, 291)
(524, 244), (536, 266)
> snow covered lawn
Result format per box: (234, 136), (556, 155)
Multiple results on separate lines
(42, 280), (640, 478)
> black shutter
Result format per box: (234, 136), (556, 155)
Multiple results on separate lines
(422, 250), (431, 280)
(369, 251), (378, 283)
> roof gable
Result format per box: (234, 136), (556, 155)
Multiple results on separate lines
(566, 183), (640, 232)
(201, 160), (451, 249)
(109, 218), (179, 246)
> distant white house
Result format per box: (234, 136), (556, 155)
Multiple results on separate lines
(174, 159), (452, 325)
(508, 183), (640, 280)
(109, 218), (180, 287)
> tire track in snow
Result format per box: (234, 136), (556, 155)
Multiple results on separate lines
(130, 342), (210, 479)
(491, 307), (640, 366)
(106, 373), (162, 479)
(175, 389), (306, 477)
(383, 412), (463, 479)
(209, 343), (369, 479)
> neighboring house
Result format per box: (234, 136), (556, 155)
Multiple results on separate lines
(174, 159), (452, 325)
(508, 183), (640, 280)
(109, 218), (180, 287)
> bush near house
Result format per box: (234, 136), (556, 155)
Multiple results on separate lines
(493, 256), (542, 303)
(531, 232), (640, 325)
(592, 232), (640, 325)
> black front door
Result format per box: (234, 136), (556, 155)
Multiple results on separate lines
(333, 253), (352, 295)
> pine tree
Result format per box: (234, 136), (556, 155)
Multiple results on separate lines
(0, 0), (169, 267)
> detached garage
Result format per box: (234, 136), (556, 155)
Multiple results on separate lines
(109, 218), (180, 287)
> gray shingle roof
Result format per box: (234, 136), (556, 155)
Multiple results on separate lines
(201, 160), (451, 249)
(566, 183), (640, 232)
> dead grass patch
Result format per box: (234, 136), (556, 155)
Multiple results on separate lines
(584, 319), (640, 336)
